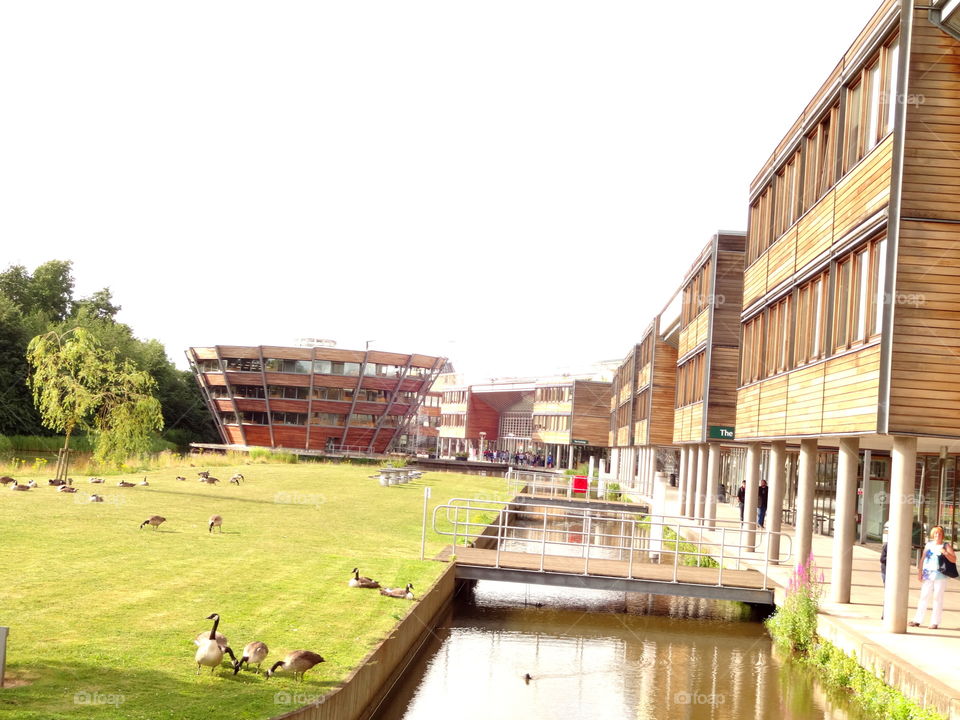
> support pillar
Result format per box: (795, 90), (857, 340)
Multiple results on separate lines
(767, 441), (786, 561)
(695, 444), (708, 523)
(884, 436), (917, 633)
(831, 437), (860, 604)
(706, 443), (720, 529)
(795, 438), (818, 567)
(677, 446), (689, 517)
(743, 443), (761, 548)
(685, 446), (698, 518)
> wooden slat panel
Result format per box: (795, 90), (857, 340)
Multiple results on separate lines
(833, 135), (893, 240)
(743, 257), (767, 309)
(821, 346), (880, 434)
(757, 376), (789, 437)
(735, 383), (760, 440)
(784, 363), (825, 436)
(706, 347), (739, 430)
(766, 228), (797, 292)
(633, 419), (649, 446)
(712, 244), (745, 345)
(796, 190), (834, 273)
(650, 339), (678, 446)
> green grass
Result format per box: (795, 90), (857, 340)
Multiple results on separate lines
(0, 463), (507, 719)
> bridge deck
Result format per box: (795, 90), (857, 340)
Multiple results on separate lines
(453, 547), (774, 603)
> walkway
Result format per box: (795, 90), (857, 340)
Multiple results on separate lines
(646, 485), (960, 719)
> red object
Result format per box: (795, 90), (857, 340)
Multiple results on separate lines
(572, 475), (588, 494)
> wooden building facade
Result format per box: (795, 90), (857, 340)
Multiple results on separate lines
(730, 0), (960, 631)
(187, 345), (446, 454)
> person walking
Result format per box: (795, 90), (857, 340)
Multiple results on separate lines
(737, 481), (746, 522)
(757, 479), (769, 528)
(909, 525), (956, 630)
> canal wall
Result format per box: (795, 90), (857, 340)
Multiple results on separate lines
(270, 563), (457, 720)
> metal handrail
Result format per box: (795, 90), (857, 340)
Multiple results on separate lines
(431, 500), (794, 590)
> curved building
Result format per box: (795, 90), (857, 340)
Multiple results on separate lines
(187, 345), (447, 454)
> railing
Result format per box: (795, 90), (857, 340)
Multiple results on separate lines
(506, 474), (625, 502)
(431, 499), (793, 590)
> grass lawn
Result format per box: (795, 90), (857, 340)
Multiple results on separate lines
(0, 462), (506, 719)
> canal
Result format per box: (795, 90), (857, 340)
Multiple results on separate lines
(371, 580), (867, 720)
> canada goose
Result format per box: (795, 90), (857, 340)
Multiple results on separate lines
(89, 477), (105, 484)
(349, 568), (380, 589)
(139, 515), (166, 530)
(193, 630), (228, 647)
(208, 514), (223, 533)
(175, 476), (187, 482)
(0, 476), (15, 485)
(58, 485), (78, 493)
(233, 641), (269, 674)
(48, 478), (66, 486)
(139, 477), (149, 486)
(194, 613), (236, 674)
(265, 650), (325, 681)
(524, 673), (533, 684)
(26, 479), (37, 488)
(11, 482), (30, 491)
(200, 476), (220, 485)
(117, 480), (135, 488)
(379, 583), (414, 600)
(89, 493), (104, 502)
(229, 473), (243, 485)
(198, 471), (210, 479)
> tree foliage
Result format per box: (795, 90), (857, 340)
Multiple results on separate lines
(26, 329), (165, 465)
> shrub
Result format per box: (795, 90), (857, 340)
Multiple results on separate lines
(766, 552), (822, 654)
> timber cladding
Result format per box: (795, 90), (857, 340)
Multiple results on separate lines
(571, 380), (613, 446)
(650, 338), (677, 446)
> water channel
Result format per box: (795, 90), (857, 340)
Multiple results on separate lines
(374, 504), (867, 720)
(371, 581), (867, 720)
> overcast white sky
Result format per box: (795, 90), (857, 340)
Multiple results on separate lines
(1, 1), (886, 382)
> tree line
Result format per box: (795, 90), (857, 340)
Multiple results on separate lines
(0, 260), (218, 450)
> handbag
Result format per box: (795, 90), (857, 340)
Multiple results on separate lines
(938, 548), (959, 578)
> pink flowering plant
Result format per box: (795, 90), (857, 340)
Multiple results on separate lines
(766, 552), (824, 654)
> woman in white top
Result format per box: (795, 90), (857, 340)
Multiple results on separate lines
(908, 525), (956, 630)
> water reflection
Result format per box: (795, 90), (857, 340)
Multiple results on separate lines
(372, 581), (866, 720)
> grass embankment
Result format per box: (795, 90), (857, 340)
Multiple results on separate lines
(0, 462), (506, 720)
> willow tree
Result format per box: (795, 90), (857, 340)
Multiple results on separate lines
(26, 328), (164, 468)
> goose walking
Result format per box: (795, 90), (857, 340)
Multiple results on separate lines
(349, 568), (380, 589)
(229, 473), (243, 485)
(194, 613), (236, 674)
(265, 650), (324, 682)
(233, 641), (269, 674)
(208, 515), (223, 533)
(139, 515), (166, 530)
(379, 583), (414, 600)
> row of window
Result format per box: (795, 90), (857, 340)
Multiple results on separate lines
(442, 390), (468, 404)
(441, 414), (466, 428)
(222, 411), (406, 427)
(535, 386), (572, 403)
(741, 236), (886, 384)
(533, 415), (570, 432)
(207, 384), (420, 404)
(200, 356), (433, 378)
(681, 259), (713, 326)
(676, 352), (706, 407)
(746, 34), (899, 265)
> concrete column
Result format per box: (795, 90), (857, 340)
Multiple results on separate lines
(706, 443), (721, 529)
(695, 444), (709, 523)
(685, 445), (698, 518)
(677, 446), (689, 517)
(610, 448), (620, 482)
(568, 444), (574, 470)
(743, 443), (761, 548)
(831, 437), (860, 604)
(794, 438), (818, 567)
(766, 441), (787, 561)
(647, 448), (655, 495)
(884, 436), (917, 633)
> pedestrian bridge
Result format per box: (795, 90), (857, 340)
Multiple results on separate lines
(433, 497), (789, 605)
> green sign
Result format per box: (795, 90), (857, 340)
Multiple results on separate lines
(708, 426), (735, 440)
(571, 439), (588, 446)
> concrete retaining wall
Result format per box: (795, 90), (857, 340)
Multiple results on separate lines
(270, 563), (457, 720)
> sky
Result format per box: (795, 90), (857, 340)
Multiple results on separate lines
(1, 0), (888, 383)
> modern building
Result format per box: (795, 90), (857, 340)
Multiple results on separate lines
(730, 0), (960, 630)
(438, 374), (612, 467)
(186, 344), (446, 454)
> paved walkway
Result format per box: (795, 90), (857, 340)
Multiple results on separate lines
(642, 485), (960, 718)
